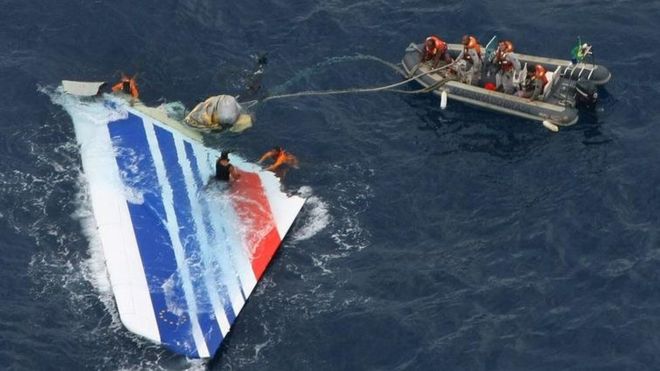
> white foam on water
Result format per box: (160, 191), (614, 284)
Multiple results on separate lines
(228, 190), (275, 257)
(44, 88), (125, 326)
(330, 179), (373, 252)
(299, 178), (373, 278)
(311, 255), (333, 275)
(161, 272), (204, 328)
(330, 214), (370, 252)
(291, 186), (330, 241)
(73, 173), (122, 329)
(113, 355), (208, 371)
(196, 183), (248, 317)
(111, 145), (147, 205)
(157, 101), (188, 122)
(46, 87), (129, 125)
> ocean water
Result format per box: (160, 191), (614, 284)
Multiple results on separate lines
(2, 0), (660, 370)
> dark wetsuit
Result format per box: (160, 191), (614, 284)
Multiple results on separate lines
(215, 160), (232, 181)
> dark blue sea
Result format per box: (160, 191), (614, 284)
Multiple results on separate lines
(2, 0), (660, 370)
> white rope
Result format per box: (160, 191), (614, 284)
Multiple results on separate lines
(259, 61), (455, 103)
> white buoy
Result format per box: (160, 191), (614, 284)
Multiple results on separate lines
(542, 120), (559, 132)
(440, 90), (448, 110)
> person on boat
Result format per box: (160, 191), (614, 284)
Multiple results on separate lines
(421, 35), (453, 68)
(258, 146), (298, 173)
(516, 64), (549, 101)
(215, 151), (241, 182)
(455, 35), (483, 85)
(111, 73), (139, 99)
(493, 40), (521, 94)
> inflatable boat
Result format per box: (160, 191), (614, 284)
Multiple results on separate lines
(55, 81), (305, 358)
(401, 41), (611, 130)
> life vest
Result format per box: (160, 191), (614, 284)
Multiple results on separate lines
(495, 41), (515, 72)
(273, 150), (293, 167)
(262, 149), (297, 171)
(462, 36), (482, 62)
(424, 35), (447, 60)
(111, 75), (139, 98)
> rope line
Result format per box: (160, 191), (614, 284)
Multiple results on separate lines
(239, 60), (455, 107)
(268, 54), (407, 95)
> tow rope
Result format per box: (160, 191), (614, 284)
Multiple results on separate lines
(240, 57), (457, 108)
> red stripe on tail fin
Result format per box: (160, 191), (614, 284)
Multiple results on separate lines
(230, 171), (282, 280)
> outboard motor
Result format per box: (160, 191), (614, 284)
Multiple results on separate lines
(575, 79), (598, 108)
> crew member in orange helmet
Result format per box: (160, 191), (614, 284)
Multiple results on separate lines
(517, 64), (549, 101)
(493, 40), (521, 94)
(456, 35), (483, 84)
(111, 73), (139, 99)
(530, 64), (549, 101)
(421, 35), (453, 68)
(258, 146), (299, 173)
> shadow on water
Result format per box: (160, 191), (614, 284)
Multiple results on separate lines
(569, 86), (614, 145)
(575, 109), (613, 146)
(403, 82), (618, 160)
(404, 93), (549, 160)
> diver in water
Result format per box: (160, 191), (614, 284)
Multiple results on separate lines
(215, 151), (241, 182)
(258, 146), (298, 177)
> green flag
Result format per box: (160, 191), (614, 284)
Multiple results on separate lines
(571, 36), (584, 62)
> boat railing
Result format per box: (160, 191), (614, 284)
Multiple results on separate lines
(513, 63), (528, 86)
(541, 66), (562, 101)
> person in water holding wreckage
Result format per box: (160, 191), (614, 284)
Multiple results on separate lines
(215, 150), (241, 182)
(111, 73), (139, 99)
(258, 146), (298, 178)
